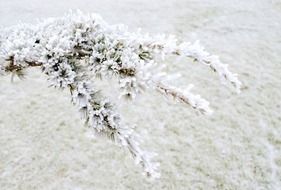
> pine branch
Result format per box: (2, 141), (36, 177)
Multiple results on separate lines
(0, 11), (241, 178)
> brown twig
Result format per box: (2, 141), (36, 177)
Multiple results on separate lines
(4, 56), (42, 73)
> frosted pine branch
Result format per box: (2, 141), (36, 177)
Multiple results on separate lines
(0, 11), (241, 178)
(156, 83), (213, 115)
(177, 41), (242, 93)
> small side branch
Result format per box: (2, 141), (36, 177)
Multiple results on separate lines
(4, 56), (42, 73)
(156, 83), (213, 115)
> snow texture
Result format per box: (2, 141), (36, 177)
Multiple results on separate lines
(0, 0), (281, 189)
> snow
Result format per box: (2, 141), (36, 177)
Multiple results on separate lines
(0, 0), (281, 189)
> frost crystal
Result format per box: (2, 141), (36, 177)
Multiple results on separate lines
(0, 11), (241, 178)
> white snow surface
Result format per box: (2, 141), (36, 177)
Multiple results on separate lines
(0, 0), (281, 189)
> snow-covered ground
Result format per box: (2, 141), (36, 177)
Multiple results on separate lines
(0, 0), (280, 189)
